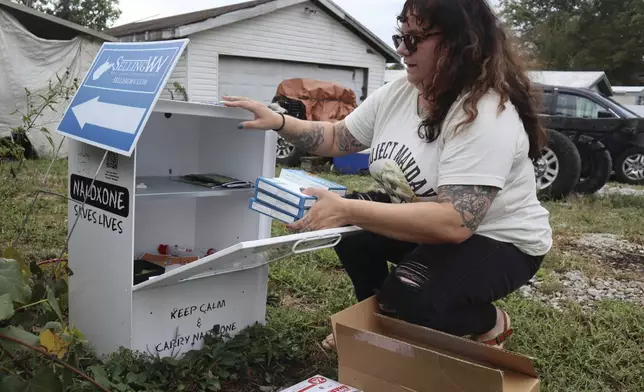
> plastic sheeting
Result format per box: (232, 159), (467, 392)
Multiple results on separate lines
(274, 78), (357, 123)
(0, 8), (101, 157)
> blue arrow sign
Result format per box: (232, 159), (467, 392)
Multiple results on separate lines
(57, 39), (189, 156)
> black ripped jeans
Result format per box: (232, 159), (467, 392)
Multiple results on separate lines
(333, 231), (544, 336)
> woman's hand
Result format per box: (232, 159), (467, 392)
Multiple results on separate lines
(221, 96), (283, 130)
(287, 188), (352, 232)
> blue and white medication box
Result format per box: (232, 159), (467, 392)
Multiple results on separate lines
(250, 171), (348, 224)
(279, 169), (347, 196)
(255, 191), (307, 219)
(248, 198), (297, 224)
(255, 176), (317, 210)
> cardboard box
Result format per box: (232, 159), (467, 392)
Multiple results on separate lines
(279, 375), (360, 392)
(330, 297), (540, 392)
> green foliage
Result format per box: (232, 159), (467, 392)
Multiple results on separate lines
(0, 367), (65, 392)
(1, 161), (644, 391)
(499, 295), (644, 391)
(499, 0), (644, 84)
(13, 0), (121, 30)
(1, 70), (79, 161)
(0, 294), (14, 321)
(74, 324), (310, 392)
(0, 259), (31, 305)
(0, 254), (90, 385)
(166, 82), (189, 102)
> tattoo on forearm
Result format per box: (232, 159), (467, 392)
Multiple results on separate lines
(334, 121), (366, 152)
(281, 122), (325, 152)
(437, 185), (499, 232)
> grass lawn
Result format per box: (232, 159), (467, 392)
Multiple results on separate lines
(1, 159), (643, 392)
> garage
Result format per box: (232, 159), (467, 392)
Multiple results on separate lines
(218, 55), (366, 105)
(107, 0), (401, 167)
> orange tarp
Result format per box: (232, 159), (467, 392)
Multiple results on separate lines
(274, 78), (358, 122)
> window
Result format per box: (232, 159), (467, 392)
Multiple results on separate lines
(555, 93), (611, 118)
(539, 91), (554, 114)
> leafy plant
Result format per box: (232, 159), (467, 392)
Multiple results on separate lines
(166, 82), (189, 102)
(1, 70), (79, 162)
(0, 251), (108, 391)
(499, 0), (644, 84)
(0, 247), (311, 391)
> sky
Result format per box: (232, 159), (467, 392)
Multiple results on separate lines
(113, 0), (500, 49)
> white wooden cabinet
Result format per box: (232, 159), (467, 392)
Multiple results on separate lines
(67, 99), (360, 358)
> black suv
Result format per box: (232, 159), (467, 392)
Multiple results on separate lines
(533, 84), (644, 199)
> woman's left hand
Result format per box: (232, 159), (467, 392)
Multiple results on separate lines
(287, 188), (351, 232)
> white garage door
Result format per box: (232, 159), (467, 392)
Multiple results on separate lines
(218, 56), (366, 106)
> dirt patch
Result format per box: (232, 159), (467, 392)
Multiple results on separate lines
(574, 233), (644, 276)
(519, 270), (644, 311)
(520, 233), (644, 311)
(548, 233), (644, 279)
(280, 293), (318, 313)
(576, 233), (644, 254)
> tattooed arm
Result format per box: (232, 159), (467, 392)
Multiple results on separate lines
(221, 95), (367, 157)
(277, 119), (368, 157)
(436, 185), (499, 232)
(339, 184), (500, 244)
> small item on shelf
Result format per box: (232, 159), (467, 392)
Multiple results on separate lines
(157, 244), (216, 258)
(136, 182), (147, 189)
(139, 252), (199, 267)
(174, 173), (252, 189)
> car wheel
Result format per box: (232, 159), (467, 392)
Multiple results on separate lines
(573, 136), (613, 194)
(614, 146), (644, 185)
(534, 129), (581, 200)
(275, 135), (302, 166)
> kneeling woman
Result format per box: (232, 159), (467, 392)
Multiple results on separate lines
(224, 0), (553, 350)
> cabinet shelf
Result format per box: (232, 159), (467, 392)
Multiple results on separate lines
(135, 176), (254, 199)
(152, 99), (253, 121)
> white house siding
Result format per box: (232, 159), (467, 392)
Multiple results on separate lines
(171, 1), (386, 102)
(159, 49), (188, 100)
(612, 94), (643, 106)
(217, 56), (366, 104)
(183, 40), (218, 102)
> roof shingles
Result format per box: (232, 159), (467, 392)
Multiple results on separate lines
(105, 0), (400, 63)
(105, 0), (272, 37)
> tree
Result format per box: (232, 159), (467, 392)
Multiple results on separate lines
(387, 63), (405, 70)
(499, 0), (644, 85)
(13, 0), (121, 31)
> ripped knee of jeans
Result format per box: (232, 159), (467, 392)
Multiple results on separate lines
(376, 261), (431, 320)
(393, 260), (430, 289)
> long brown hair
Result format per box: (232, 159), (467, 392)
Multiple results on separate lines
(398, 0), (548, 162)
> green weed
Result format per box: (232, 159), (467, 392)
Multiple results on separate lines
(1, 161), (642, 391)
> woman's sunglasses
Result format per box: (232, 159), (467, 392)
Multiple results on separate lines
(392, 31), (442, 54)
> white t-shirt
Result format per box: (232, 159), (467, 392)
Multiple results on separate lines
(344, 75), (552, 256)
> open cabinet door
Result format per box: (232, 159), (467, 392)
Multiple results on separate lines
(133, 225), (362, 292)
(130, 226), (363, 358)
